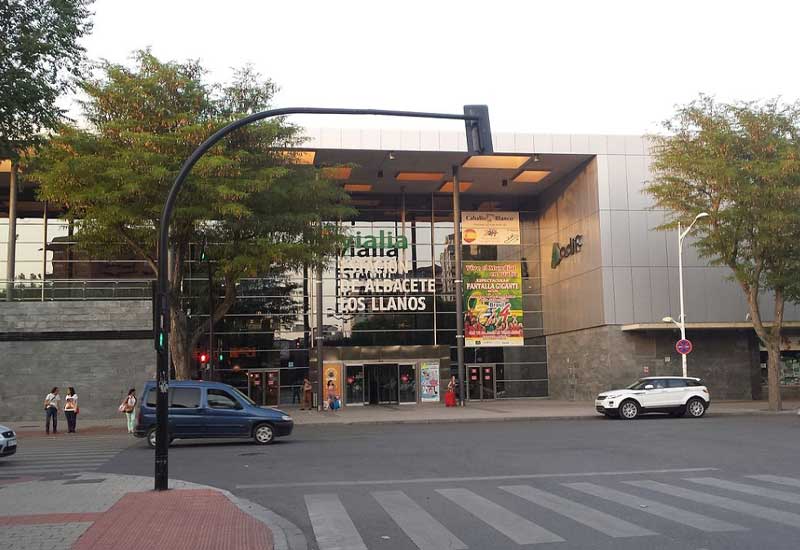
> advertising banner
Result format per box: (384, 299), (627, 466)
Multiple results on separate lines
(420, 361), (440, 402)
(463, 262), (524, 347)
(461, 212), (520, 245)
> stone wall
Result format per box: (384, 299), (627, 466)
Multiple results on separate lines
(0, 301), (155, 422)
(546, 325), (758, 401)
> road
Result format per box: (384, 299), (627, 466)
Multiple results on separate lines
(98, 414), (800, 550)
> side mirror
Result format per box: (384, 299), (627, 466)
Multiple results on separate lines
(644, 384), (655, 390)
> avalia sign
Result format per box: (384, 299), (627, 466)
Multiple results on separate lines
(551, 234), (583, 269)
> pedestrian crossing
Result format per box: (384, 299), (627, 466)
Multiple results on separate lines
(295, 474), (800, 549)
(0, 434), (133, 478)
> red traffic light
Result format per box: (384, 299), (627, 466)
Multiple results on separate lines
(199, 352), (209, 363)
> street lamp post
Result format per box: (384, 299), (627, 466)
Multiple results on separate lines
(153, 106), (493, 490)
(663, 212), (708, 377)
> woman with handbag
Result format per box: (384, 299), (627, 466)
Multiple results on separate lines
(120, 388), (137, 434)
(64, 387), (78, 433)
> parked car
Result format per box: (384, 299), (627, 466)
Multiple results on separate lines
(0, 424), (17, 457)
(595, 376), (710, 420)
(134, 380), (293, 447)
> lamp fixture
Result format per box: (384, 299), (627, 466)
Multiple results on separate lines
(277, 150), (316, 165)
(344, 183), (372, 192)
(396, 171), (445, 182)
(321, 166), (352, 180)
(512, 170), (551, 183)
(438, 181), (472, 193)
(462, 155), (529, 169)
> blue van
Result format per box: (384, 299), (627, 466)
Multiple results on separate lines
(134, 380), (293, 447)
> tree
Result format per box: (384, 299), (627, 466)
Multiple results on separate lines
(1, 0), (93, 294)
(647, 95), (800, 410)
(29, 50), (354, 379)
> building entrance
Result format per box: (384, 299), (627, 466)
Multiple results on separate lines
(467, 364), (495, 400)
(343, 363), (417, 405)
(247, 369), (280, 406)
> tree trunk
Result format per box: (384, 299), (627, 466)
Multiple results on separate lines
(170, 307), (192, 380)
(187, 273), (238, 363)
(766, 339), (783, 411)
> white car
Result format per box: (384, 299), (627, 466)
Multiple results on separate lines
(0, 424), (17, 458)
(595, 376), (710, 420)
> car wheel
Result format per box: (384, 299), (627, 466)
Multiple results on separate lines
(618, 399), (640, 420)
(685, 398), (707, 418)
(146, 428), (157, 448)
(146, 428), (172, 448)
(253, 423), (275, 445)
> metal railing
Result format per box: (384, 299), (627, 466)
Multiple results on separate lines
(1, 279), (154, 301)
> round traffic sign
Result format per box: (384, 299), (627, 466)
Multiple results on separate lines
(676, 339), (693, 355)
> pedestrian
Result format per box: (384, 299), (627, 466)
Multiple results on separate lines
(64, 387), (78, 433)
(44, 387), (60, 434)
(327, 379), (336, 411)
(445, 375), (457, 407)
(119, 388), (137, 434)
(292, 383), (301, 405)
(301, 376), (313, 410)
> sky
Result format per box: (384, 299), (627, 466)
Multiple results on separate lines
(75, 0), (800, 136)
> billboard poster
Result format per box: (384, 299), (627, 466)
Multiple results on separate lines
(461, 212), (520, 245)
(420, 361), (440, 402)
(463, 262), (524, 347)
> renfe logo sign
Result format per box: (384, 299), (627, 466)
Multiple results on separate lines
(551, 234), (583, 268)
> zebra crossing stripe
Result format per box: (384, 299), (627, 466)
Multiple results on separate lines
(437, 488), (564, 544)
(501, 485), (656, 538)
(565, 482), (745, 532)
(626, 480), (800, 529)
(373, 490), (467, 550)
(746, 475), (800, 489)
(305, 494), (367, 550)
(687, 477), (800, 505)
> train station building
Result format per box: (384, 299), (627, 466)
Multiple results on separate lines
(3, 128), (800, 419)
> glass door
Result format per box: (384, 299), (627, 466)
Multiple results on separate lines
(345, 365), (364, 405)
(398, 364), (416, 404)
(467, 365), (495, 400)
(377, 364), (399, 403)
(467, 366), (481, 400)
(265, 370), (279, 406)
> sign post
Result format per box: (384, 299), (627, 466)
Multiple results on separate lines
(675, 339), (693, 356)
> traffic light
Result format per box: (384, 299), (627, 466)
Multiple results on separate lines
(463, 104), (493, 154)
(199, 352), (209, 364)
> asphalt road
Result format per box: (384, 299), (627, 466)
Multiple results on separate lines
(103, 414), (800, 550)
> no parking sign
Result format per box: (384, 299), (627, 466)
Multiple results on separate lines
(676, 339), (693, 355)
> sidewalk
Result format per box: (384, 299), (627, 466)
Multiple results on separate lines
(0, 474), (277, 550)
(8, 399), (799, 435)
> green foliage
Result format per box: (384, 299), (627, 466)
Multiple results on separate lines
(647, 95), (800, 301)
(25, 50), (355, 377)
(28, 50), (354, 283)
(0, 0), (93, 159)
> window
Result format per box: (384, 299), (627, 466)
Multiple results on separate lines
(170, 388), (200, 408)
(652, 379), (668, 389)
(207, 389), (240, 409)
(667, 379), (688, 388)
(686, 379), (704, 387)
(146, 389), (157, 407)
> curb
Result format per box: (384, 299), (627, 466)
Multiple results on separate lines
(222, 490), (308, 550)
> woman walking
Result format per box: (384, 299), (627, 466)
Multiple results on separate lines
(120, 388), (137, 434)
(64, 387), (78, 433)
(44, 387), (60, 434)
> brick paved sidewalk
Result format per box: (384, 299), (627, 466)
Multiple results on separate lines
(0, 475), (276, 550)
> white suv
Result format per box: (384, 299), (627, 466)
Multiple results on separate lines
(0, 424), (17, 458)
(595, 377), (710, 420)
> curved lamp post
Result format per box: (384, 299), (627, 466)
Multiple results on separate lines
(153, 106), (492, 490)
(663, 212), (709, 377)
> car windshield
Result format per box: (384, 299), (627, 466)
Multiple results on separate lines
(231, 386), (256, 406)
(626, 379), (651, 390)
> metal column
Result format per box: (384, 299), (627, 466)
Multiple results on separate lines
(41, 201), (48, 301)
(452, 165), (466, 406)
(316, 265), (324, 410)
(5, 162), (18, 301)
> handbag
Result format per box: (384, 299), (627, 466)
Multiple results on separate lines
(333, 398), (341, 410)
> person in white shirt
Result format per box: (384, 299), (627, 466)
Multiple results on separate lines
(64, 387), (78, 433)
(44, 387), (60, 434)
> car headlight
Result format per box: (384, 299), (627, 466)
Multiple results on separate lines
(606, 394), (621, 399)
(281, 415), (292, 422)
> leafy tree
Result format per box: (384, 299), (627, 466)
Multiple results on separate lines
(1, 0), (92, 294)
(647, 95), (800, 410)
(29, 50), (353, 379)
